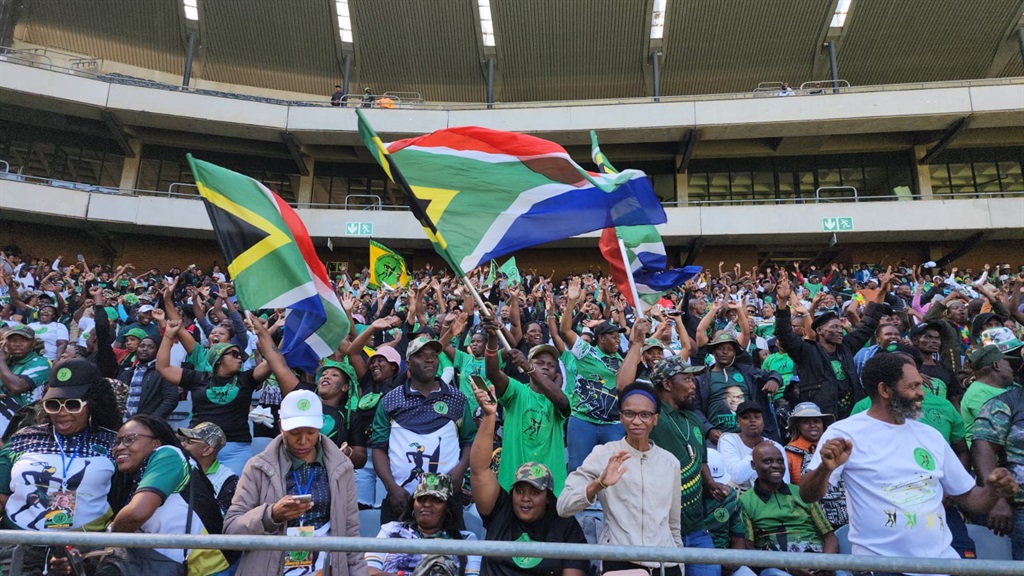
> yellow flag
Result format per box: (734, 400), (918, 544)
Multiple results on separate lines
(368, 241), (408, 289)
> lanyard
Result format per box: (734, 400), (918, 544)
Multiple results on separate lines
(292, 468), (316, 526)
(53, 428), (87, 490)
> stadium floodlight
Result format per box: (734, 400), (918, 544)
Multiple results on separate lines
(830, 0), (853, 28)
(651, 0), (667, 40)
(478, 0), (495, 47)
(336, 0), (353, 43)
(182, 0), (198, 21)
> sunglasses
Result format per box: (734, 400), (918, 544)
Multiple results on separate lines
(43, 398), (88, 414)
(223, 350), (243, 359)
(113, 433), (158, 448)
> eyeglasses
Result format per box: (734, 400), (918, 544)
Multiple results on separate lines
(223, 350), (243, 359)
(113, 433), (158, 448)
(620, 410), (656, 422)
(43, 398), (88, 414)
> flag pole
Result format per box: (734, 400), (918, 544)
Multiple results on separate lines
(617, 238), (645, 318)
(460, 276), (514, 351)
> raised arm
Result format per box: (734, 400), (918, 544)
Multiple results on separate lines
(156, 319), (185, 385)
(481, 317), (510, 398)
(507, 286), (524, 345)
(695, 299), (725, 347)
(250, 312), (297, 393)
(469, 383), (502, 516)
(559, 277), (581, 348)
(616, 318), (650, 391)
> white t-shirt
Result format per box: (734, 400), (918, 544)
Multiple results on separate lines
(807, 412), (975, 572)
(29, 321), (69, 360)
(717, 433), (789, 491)
(76, 317), (95, 347)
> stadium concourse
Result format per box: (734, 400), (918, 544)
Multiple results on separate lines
(1, 1), (1024, 575)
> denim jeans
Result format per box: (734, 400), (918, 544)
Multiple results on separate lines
(567, 416), (625, 471)
(683, 529), (720, 576)
(1013, 508), (1024, 561)
(355, 461), (387, 508)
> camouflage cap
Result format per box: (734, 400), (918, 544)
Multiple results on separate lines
(513, 461), (554, 493)
(649, 355), (706, 386)
(177, 421), (227, 452)
(413, 472), (452, 501)
(706, 331), (741, 349)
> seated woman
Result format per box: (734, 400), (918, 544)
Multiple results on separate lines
(0, 359), (120, 575)
(366, 472), (481, 576)
(784, 402), (847, 529)
(99, 414), (228, 576)
(470, 382), (587, 576)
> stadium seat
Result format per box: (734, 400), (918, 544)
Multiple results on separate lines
(964, 523), (1012, 560)
(463, 506), (486, 539)
(359, 508), (382, 538)
(834, 524), (852, 554)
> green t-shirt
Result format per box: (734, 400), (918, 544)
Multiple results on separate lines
(497, 378), (569, 496)
(923, 375), (947, 399)
(5, 352), (50, 407)
(452, 349), (500, 400)
(559, 350), (577, 395)
(761, 353), (794, 401)
(851, 393), (965, 446)
(754, 320), (776, 340)
(185, 345), (212, 371)
(704, 486), (745, 549)
(739, 483), (832, 551)
(137, 445), (189, 499)
(972, 388), (1024, 508)
(649, 406), (707, 534)
(568, 339), (622, 424)
(961, 380), (1019, 445)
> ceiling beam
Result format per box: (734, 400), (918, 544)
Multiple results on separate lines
(100, 111), (136, 157)
(280, 132), (310, 176)
(919, 117), (970, 165)
(985, 6), (1024, 76)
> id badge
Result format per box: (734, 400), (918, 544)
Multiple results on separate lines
(44, 489), (76, 529)
(284, 525), (315, 569)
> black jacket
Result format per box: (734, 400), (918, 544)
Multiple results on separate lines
(116, 362), (180, 420)
(774, 302), (883, 419)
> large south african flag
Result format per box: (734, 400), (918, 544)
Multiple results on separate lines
(187, 155), (349, 373)
(356, 110), (667, 276)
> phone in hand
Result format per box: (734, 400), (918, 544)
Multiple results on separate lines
(292, 494), (313, 504)
(470, 375), (496, 404)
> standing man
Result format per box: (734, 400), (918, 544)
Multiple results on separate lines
(650, 356), (731, 576)
(960, 345), (1019, 445)
(0, 325), (49, 434)
(117, 335), (179, 420)
(370, 335), (475, 524)
(800, 353), (1019, 567)
(972, 385), (1024, 559)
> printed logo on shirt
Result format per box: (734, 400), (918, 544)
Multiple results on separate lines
(512, 533), (543, 569)
(913, 447), (936, 471)
(731, 373), (744, 383)
(433, 401), (448, 415)
(206, 383), (239, 405)
(714, 508), (730, 523)
(35, 326), (49, 335)
(321, 414), (336, 437)
(830, 360), (847, 381)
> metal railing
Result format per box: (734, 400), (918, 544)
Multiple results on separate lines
(343, 194), (384, 210)
(3, 44), (1022, 112)
(800, 79), (850, 93)
(168, 182), (199, 197)
(0, 531), (1018, 576)
(0, 160), (9, 173)
(815, 186), (860, 203)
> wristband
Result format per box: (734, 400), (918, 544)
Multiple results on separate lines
(484, 349), (498, 358)
(597, 479), (609, 491)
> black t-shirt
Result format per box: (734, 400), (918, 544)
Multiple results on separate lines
(481, 488), (588, 576)
(179, 368), (261, 442)
(921, 362), (963, 399)
(349, 372), (401, 447)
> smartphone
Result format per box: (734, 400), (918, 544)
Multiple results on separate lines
(292, 494), (312, 504)
(470, 375), (496, 403)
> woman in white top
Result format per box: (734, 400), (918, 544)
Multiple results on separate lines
(718, 401), (789, 491)
(558, 382), (683, 575)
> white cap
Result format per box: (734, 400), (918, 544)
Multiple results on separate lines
(707, 447), (730, 484)
(279, 390), (324, 431)
(137, 304), (155, 313)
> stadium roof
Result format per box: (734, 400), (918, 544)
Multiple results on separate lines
(11, 0), (1024, 103)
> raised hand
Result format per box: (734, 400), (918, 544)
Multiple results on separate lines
(818, 438), (852, 470)
(599, 450), (632, 488)
(566, 276), (582, 301)
(165, 319), (182, 336)
(472, 383), (497, 413)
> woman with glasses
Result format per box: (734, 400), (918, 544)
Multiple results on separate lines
(91, 414), (228, 576)
(0, 359), (120, 575)
(156, 317), (298, 478)
(558, 382), (683, 576)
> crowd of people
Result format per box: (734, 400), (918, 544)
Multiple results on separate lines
(1, 246), (1023, 576)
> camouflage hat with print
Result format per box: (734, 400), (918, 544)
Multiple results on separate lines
(177, 421), (227, 452)
(206, 342), (240, 369)
(44, 359), (99, 400)
(4, 324), (35, 341)
(406, 335), (442, 360)
(649, 355), (706, 386)
(413, 472), (452, 501)
(641, 338), (665, 353)
(513, 461), (554, 493)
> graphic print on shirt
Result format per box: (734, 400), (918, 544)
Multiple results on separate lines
(399, 437), (443, 488)
(206, 382), (239, 405)
(574, 374), (619, 421)
(9, 459), (92, 530)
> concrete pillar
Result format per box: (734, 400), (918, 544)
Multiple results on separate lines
(913, 145), (933, 199)
(296, 156), (315, 207)
(118, 139), (143, 191)
(675, 169), (689, 205)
